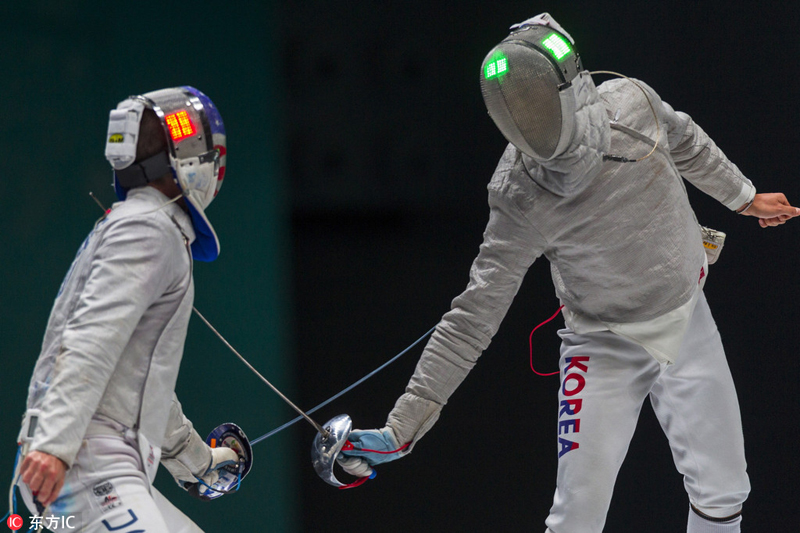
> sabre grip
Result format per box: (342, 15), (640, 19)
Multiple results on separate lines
(188, 423), (253, 501)
(336, 429), (411, 487)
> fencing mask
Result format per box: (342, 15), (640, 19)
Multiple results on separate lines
(480, 13), (584, 161)
(104, 86), (227, 262)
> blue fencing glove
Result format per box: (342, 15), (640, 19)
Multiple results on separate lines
(337, 427), (408, 478)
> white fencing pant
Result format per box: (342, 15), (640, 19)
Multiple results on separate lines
(19, 431), (203, 533)
(544, 293), (750, 533)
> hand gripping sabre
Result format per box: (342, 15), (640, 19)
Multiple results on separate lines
(192, 306), (434, 488)
(87, 193), (430, 488)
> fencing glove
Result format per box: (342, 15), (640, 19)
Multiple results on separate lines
(337, 427), (408, 478)
(196, 447), (240, 487)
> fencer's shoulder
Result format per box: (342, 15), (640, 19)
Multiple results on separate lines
(110, 187), (171, 215)
(597, 77), (671, 138)
(488, 143), (522, 189)
(598, 77), (662, 107)
(108, 189), (187, 228)
(487, 143), (539, 208)
(100, 189), (190, 255)
(597, 76), (657, 94)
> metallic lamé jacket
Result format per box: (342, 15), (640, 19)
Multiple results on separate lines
(387, 77), (755, 446)
(21, 186), (207, 474)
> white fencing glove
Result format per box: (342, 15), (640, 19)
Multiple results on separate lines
(184, 445), (243, 501)
(162, 432), (238, 490)
(196, 447), (239, 487)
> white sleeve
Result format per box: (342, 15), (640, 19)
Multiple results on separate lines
(159, 395), (212, 486)
(662, 101), (756, 210)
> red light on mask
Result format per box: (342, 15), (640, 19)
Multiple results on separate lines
(165, 110), (196, 141)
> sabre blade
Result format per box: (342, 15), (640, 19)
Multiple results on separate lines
(85, 192), (331, 440)
(191, 307), (330, 439)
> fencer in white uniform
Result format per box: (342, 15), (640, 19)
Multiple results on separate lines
(337, 14), (800, 533)
(15, 87), (239, 532)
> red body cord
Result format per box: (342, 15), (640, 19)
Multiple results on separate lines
(529, 305), (564, 376)
(341, 441), (410, 454)
(338, 441), (411, 489)
(339, 477), (370, 489)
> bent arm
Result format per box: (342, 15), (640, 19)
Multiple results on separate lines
(160, 395), (212, 485)
(662, 101), (755, 211)
(663, 102), (799, 226)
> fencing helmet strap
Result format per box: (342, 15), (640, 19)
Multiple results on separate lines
(112, 151), (172, 191)
(105, 86), (227, 262)
(480, 13), (584, 161)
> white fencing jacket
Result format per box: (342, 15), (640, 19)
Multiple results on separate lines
(386, 76), (756, 447)
(21, 186), (210, 483)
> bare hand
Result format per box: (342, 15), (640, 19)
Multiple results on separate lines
(20, 451), (68, 507)
(740, 193), (800, 228)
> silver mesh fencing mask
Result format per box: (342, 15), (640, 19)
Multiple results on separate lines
(480, 22), (583, 160)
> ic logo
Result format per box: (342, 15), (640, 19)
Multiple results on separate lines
(6, 514), (23, 531)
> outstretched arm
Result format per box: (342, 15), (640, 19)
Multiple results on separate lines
(339, 161), (547, 477)
(737, 193), (800, 228)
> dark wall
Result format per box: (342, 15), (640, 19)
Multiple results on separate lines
(1, 2), (297, 531)
(285, 2), (800, 532)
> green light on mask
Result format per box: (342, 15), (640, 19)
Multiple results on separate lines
(542, 33), (572, 61)
(484, 53), (509, 80)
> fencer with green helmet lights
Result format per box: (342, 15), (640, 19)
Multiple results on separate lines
(480, 13), (659, 168)
(335, 16), (800, 532)
(479, 12), (723, 262)
(105, 86), (227, 262)
(480, 15), (584, 162)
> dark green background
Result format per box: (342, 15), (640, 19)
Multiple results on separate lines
(1, 3), (297, 531)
